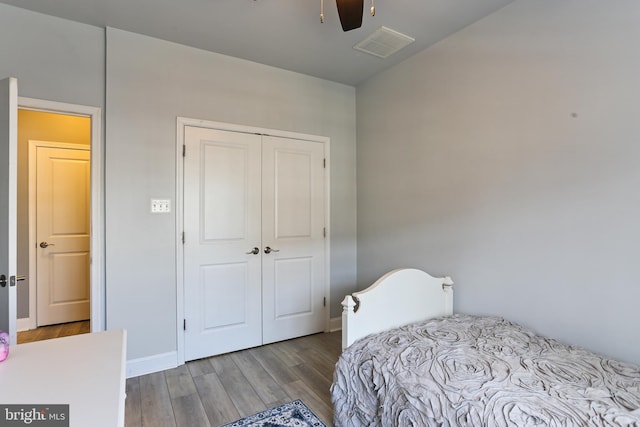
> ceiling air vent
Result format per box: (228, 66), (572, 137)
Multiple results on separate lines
(354, 26), (415, 59)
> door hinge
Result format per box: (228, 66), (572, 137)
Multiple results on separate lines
(182, 145), (186, 157)
(182, 232), (185, 244)
(323, 227), (326, 238)
(183, 319), (186, 330)
(323, 158), (326, 168)
(323, 297), (326, 307)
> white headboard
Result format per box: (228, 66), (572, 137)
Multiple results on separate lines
(341, 268), (453, 349)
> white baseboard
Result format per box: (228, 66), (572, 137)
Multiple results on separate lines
(126, 351), (178, 378)
(329, 316), (342, 332)
(17, 317), (34, 332)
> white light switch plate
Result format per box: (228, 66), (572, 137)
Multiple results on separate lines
(151, 199), (171, 213)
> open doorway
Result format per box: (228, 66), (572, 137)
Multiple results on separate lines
(16, 109), (92, 344)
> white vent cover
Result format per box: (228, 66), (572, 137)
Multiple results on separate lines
(354, 26), (415, 59)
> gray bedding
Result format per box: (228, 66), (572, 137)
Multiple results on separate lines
(331, 315), (640, 426)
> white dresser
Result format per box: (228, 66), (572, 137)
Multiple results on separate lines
(0, 329), (127, 427)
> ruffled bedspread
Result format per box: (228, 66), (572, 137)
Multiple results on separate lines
(331, 315), (640, 426)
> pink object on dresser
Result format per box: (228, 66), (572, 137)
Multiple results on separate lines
(0, 330), (8, 362)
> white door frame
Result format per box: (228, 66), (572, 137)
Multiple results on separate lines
(175, 117), (331, 365)
(28, 141), (91, 328)
(18, 97), (104, 333)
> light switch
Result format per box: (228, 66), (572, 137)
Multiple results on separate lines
(151, 199), (171, 213)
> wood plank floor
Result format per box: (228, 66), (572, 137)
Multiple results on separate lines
(125, 331), (342, 427)
(17, 320), (91, 344)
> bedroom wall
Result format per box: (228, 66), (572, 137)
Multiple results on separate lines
(356, 0), (640, 364)
(0, 4), (104, 107)
(105, 28), (357, 362)
(0, 4), (104, 322)
(1, 4), (357, 366)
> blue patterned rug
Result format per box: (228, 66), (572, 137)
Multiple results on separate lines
(219, 400), (326, 427)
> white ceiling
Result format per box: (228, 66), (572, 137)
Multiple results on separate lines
(0, 0), (514, 86)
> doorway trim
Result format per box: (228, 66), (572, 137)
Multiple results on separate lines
(175, 117), (331, 365)
(18, 97), (104, 333)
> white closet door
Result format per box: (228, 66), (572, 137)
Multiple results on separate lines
(261, 136), (326, 344)
(184, 126), (262, 361)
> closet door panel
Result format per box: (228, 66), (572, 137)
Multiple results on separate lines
(184, 126), (262, 361)
(273, 149), (313, 238)
(273, 257), (313, 318)
(262, 136), (326, 344)
(201, 143), (249, 240)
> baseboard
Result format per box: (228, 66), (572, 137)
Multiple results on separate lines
(329, 316), (342, 332)
(126, 351), (178, 378)
(17, 317), (34, 332)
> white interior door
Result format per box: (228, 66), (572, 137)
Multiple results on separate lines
(35, 144), (90, 326)
(184, 126), (263, 361)
(262, 136), (326, 344)
(0, 77), (18, 344)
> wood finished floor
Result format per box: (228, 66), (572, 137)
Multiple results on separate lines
(125, 331), (342, 427)
(17, 320), (91, 344)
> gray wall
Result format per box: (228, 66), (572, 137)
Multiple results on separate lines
(105, 28), (357, 360)
(0, 3), (104, 319)
(0, 4), (104, 107)
(356, 0), (640, 364)
(1, 4), (357, 363)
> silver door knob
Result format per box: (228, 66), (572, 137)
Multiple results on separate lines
(264, 246), (280, 254)
(245, 247), (260, 255)
(39, 241), (55, 248)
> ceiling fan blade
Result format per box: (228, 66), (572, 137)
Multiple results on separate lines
(336, 0), (364, 31)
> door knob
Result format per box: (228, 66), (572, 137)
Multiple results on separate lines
(39, 241), (55, 248)
(0, 275), (16, 288)
(264, 246), (280, 254)
(245, 247), (260, 255)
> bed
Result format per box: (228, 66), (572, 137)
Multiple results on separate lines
(331, 268), (640, 426)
